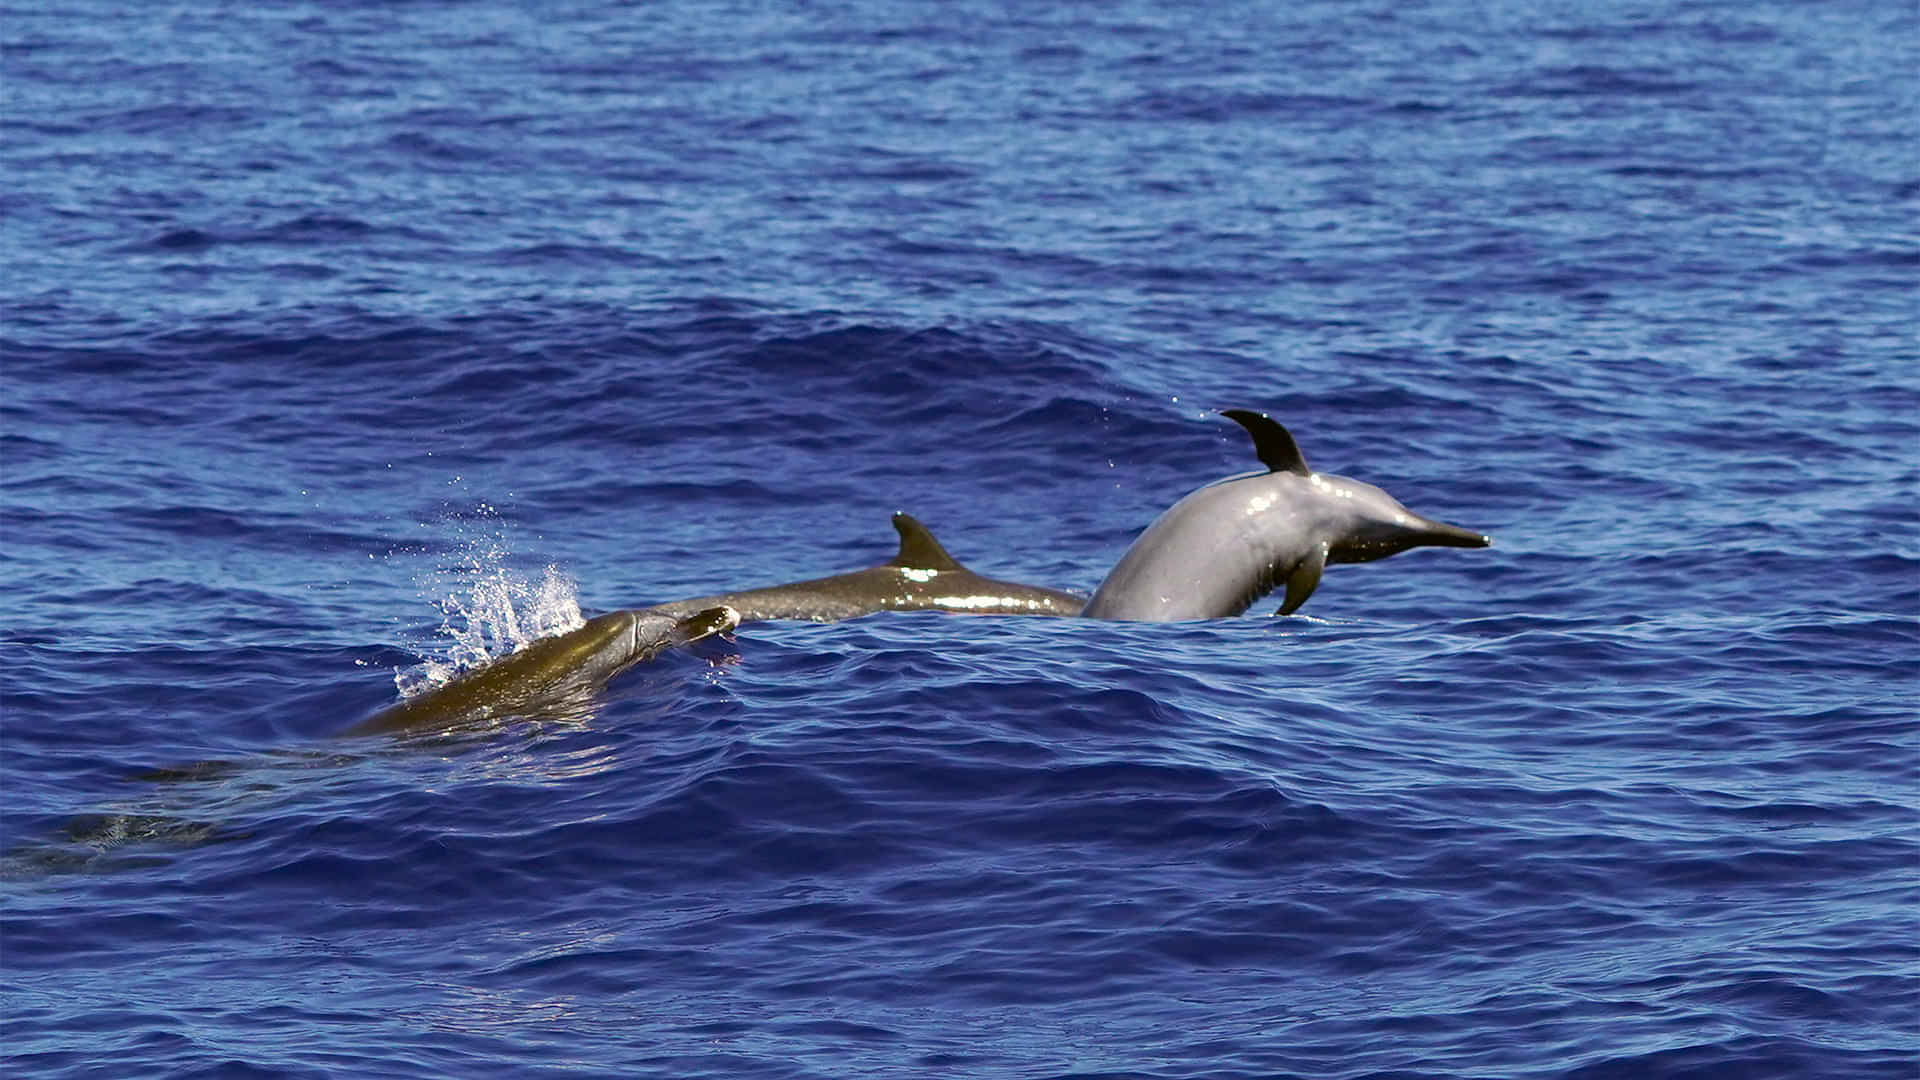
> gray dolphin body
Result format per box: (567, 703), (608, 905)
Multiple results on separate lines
(349, 605), (739, 736)
(1082, 411), (1491, 621)
(643, 513), (1087, 623)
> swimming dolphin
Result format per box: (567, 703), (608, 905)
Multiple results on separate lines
(1082, 410), (1491, 621)
(643, 513), (1087, 623)
(348, 605), (739, 736)
(2, 607), (740, 872)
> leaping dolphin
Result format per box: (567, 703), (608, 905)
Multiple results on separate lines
(348, 605), (739, 736)
(1082, 410), (1491, 621)
(643, 512), (1087, 623)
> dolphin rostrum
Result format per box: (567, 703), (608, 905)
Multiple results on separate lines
(644, 513), (1087, 623)
(349, 605), (739, 736)
(1082, 410), (1491, 621)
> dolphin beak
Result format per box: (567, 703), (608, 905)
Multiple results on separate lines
(1416, 516), (1492, 548)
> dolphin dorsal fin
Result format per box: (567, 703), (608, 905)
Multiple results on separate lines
(1222, 410), (1310, 477)
(889, 512), (965, 571)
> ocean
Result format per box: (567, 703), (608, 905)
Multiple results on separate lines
(2, 1), (1916, 1077)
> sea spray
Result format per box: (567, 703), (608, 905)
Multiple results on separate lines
(395, 504), (585, 698)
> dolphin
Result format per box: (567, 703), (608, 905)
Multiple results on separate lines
(642, 512), (1087, 623)
(0, 607), (740, 872)
(348, 605), (739, 736)
(6, 610), (740, 874)
(1082, 410), (1491, 621)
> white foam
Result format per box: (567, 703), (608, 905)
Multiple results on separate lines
(394, 508), (585, 698)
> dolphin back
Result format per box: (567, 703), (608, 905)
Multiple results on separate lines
(645, 513), (1085, 623)
(349, 606), (737, 736)
(1083, 476), (1301, 621)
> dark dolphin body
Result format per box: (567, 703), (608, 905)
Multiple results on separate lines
(1083, 411), (1491, 621)
(3, 607), (740, 874)
(348, 605), (739, 736)
(644, 513), (1087, 623)
(355, 512), (1079, 739)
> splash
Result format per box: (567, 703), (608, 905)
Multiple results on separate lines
(395, 506), (586, 699)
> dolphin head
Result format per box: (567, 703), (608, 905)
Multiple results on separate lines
(1313, 472), (1492, 565)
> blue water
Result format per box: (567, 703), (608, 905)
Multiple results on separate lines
(4, 1), (1917, 1076)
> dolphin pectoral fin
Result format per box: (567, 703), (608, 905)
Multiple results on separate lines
(1221, 410), (1311, 477)
(889, 513), (966, 571)
(1276, 548), (1326, 616)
